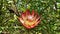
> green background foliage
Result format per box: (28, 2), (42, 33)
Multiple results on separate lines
(0, 0), (60, 34)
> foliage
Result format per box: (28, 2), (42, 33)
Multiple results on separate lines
(0, 0), (60, 34)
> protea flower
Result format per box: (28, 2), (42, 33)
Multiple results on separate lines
(18, 9), (40, 29)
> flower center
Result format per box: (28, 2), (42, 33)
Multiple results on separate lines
(27, 15), (33, 22)
(24, 15), (35, 26)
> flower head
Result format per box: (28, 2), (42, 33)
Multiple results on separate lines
(18, 9), (40, 29)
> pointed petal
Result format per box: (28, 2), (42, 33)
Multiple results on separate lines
(21, 13), (26, 20)
(36, 16), (40, 22)
(25, 9), (30, 16)
(22, 13), (26, 16)
(31, 10), (35, 17)
(33, 15), (37, 20)
(35, 20), (40, 26)
(19, 18), (24, 23)
(32, 20), (40, 27)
